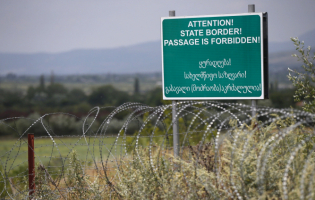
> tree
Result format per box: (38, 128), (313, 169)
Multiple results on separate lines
(67, 88), (87, 104)
(145, 87), (163, 106)
(45, 83), (68, 98)
(50, 70), (55, 85)
(0, 90), (23, 108)
(88, 85), (130, 106)
(134, 77), (140, 94)
(39, 74), (45, 90)
(41, 83), (68, 107)
(288, 37), (315, 113)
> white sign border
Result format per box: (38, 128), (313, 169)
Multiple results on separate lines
(161, 12), (264, 100)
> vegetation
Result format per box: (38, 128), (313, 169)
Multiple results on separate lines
(0, 79), (299, 139)
(0, 78), (164, 137)
(1, 116), (315, 199)
(1, 37), (315, 199)
(288, 37), (315, 113)
(0, 137), (122, 169)
(0, 71), (301, 127)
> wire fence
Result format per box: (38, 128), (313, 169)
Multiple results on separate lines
(1, 101), (315, 199)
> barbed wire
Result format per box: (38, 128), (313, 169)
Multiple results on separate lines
(0, 101), (315, 199)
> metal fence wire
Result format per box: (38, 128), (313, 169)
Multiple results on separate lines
(1, 101), (315, 199)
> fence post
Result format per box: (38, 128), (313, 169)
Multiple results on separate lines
(169, 10), (179, 159)
(248, 4), (257, 119)
(28, 133), (35, 198)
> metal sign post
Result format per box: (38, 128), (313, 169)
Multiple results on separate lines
(163, 5), (268, 158)
(169, 10), (179, 158)
(249, 4), (257, 119)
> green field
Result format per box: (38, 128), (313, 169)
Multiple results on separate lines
(0, 136), (127, 171)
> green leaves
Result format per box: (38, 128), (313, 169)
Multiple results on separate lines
(288, 37), (315, 113)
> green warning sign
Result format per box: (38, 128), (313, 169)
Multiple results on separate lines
(161, 13), (265, 100)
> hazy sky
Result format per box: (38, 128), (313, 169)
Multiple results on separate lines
(1, 0), (314, 53)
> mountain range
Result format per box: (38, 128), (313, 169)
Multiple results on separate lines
(0, 29), (314, 83)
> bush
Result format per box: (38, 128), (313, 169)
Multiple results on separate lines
(288, 37), (315, 112)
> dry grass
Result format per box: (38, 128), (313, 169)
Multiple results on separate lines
(3, 117), (315, 199)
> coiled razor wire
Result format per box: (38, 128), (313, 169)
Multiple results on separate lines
(0, 101), (314, 199)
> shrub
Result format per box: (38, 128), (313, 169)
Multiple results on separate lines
(288, 37), (315, 113)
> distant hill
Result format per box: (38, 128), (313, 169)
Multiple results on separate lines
(0, 29), (314, 84)
(268, 28), (315, 84)
(0, 41), (162, 75)
(269, 28), (315, 53)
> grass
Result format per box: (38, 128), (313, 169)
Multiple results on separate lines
(1, 121), (315, 199)
(0, 135), (150, 199)
(0, 136), (125, 170)
(1, 101), (315, 199)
